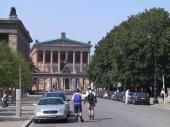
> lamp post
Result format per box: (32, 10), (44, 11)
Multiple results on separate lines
(16, 64), (22, 117)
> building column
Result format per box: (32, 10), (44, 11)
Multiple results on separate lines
(88, 52), (90, 65)
(66, 52), (68, 60)
(50, 78), (52, 91)
(43, 78), (46, 92)
(80, 52), (83, 72)
(63, 78), (65, 91)
(50, 51), (53, 73)
(36, 51), (38, 68)
(73, 52), (75, 72)
(58, 51), (60, 72)
(8, 33), (17, 52)
(43, 50), (45, 72)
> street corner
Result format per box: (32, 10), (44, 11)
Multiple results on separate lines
(20, 116), (34, 127)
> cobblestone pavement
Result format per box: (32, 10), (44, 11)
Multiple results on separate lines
(0, 95), (41, 127)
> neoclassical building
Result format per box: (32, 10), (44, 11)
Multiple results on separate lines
(30, 32), (92, 91)
(0, 7), (32, 60)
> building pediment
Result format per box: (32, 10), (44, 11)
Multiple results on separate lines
(38, 32), (91, 46)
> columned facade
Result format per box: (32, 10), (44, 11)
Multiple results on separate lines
(30, 32), (92, 91)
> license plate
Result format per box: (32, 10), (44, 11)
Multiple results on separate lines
(45, 115), (57, 118)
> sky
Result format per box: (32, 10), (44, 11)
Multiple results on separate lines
(1, 0), (170, 54)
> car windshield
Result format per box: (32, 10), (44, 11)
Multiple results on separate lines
(128, 92), (133, 96)
(38, 98), (64, 105)
(135, 92), (148, 97)
(45, 92), (66, 101)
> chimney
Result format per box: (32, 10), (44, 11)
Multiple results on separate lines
(61, 32), (66, 39)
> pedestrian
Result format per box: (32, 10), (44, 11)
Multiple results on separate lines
(2, 91), (8, 108)
(125, 89), (129, 104)
(168, 88), (170, 103)
(85, 87), (97, 120)
(160, 89), (165, 103)
(71, 88), (84, 122)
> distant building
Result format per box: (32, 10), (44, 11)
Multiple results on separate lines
(31, 32), (92, 91)
(0, 7), (32, 60)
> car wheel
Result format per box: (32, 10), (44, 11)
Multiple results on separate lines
(63, 117), (68, 122)
(34, 119), (39, 123)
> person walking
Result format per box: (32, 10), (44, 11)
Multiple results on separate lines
(2, 91), (8, 108)
(125, 89), (129, 104)
(85, 87), (97, 120)
(71, 88), (84, 122)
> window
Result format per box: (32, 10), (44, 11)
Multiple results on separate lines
(45, 51), (50, 62)
(68, 51), (73, 63)
(53, 51), (58, 63)
(75, 51), (80, 63)
(83, 51), (88, 63)
(37, 51), (43, 62)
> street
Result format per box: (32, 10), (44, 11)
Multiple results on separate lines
(30, 97), (170, 127)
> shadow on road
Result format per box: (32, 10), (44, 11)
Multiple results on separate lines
(85, 117), (113, 123)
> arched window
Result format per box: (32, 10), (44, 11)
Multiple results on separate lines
(37, 50), (43, 62)
(75, 51), (80, 63)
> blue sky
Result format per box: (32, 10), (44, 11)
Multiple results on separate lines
(0, 0), (170, 54)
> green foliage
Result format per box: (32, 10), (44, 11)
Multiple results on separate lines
(88, 8), (170, 89)
(0, 42), (33, 88)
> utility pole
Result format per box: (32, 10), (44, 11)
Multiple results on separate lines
(163, 75), (165, 104)
(16, 64), (21, 117)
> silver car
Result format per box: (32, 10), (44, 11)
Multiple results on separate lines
(43, 91), (70, 116)
(34, 97), (68, 123)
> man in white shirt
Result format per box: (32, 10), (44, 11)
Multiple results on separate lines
(125, 89), (129, 104)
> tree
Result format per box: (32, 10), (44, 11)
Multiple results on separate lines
(0, 41), (33, 88)
(88, 8), (170, 90)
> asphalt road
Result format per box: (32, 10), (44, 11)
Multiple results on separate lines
(30, 97), (170, 127)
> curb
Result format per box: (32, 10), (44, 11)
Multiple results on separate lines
(27, 94), (42, 97)
(20, 116), (34, 127)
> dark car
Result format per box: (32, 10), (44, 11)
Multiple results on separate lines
(130, 92), (150, 105)
(117, 91), (125, 102)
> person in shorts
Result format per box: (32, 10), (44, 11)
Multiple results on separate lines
(71, 89), (84, 122)
(85, 87), (96, 119)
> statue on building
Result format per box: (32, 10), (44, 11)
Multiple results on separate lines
(64, 58), (68, 69)
(9, 7), (17, 17)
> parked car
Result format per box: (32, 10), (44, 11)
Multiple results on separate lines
(81, 91), (88, 100)
(117, 91), (125, 102)
(103, 92), (108, 99)
(129, 92), (150, 105)
(111, 91), (120, 101)
(33, 97), (69, 123)
(43, 91), (70, 116)
(125, 92), (134, 103)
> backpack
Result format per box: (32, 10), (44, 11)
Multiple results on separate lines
(88, 92), (94, 101)
(74, 93), (81, 105)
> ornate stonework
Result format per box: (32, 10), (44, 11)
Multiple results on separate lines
(31, 33), (92, 91)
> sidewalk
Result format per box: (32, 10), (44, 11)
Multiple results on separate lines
(0, 95), (41, 127)
(150, 97), (170, 110)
